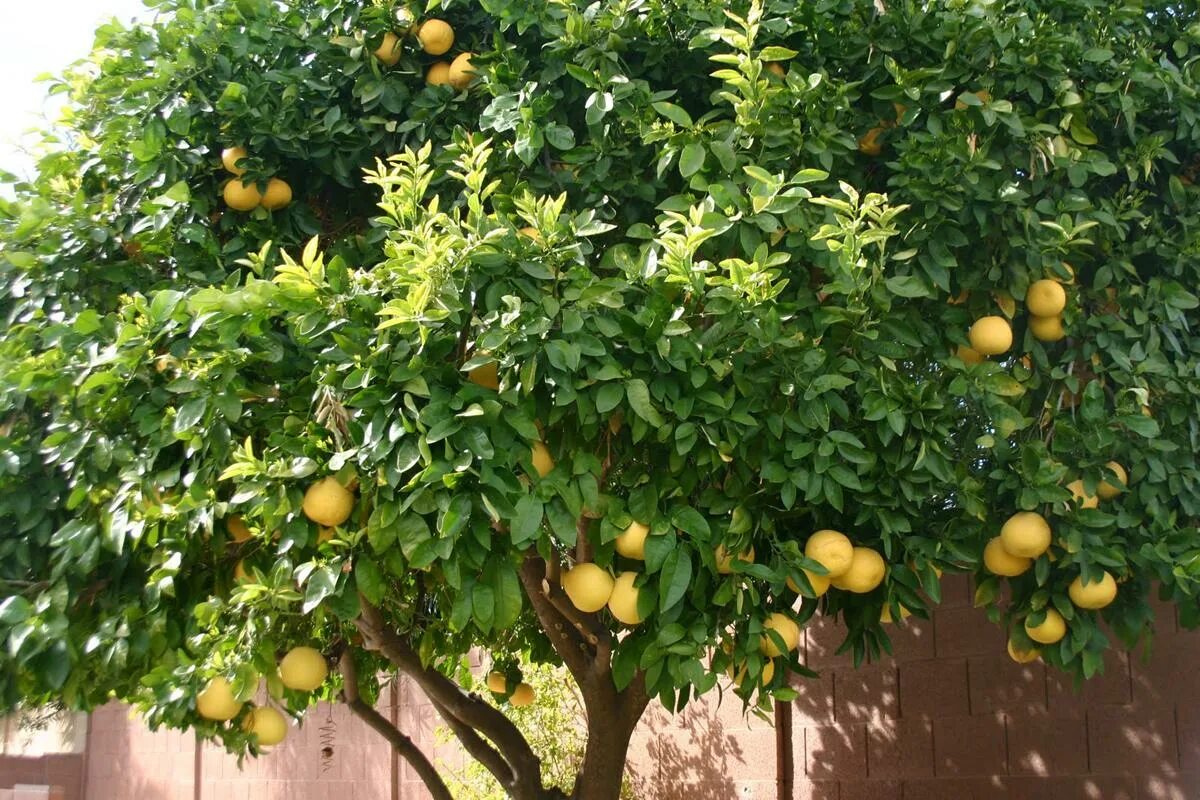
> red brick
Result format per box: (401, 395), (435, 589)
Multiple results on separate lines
(899, 777), (1009, 799)
(934, 606), (1007, 658)
(1131, 633), (1200, 708)
(834, 664), (898, 724)
(867, 718), (934, 779)
(806, 615), (853, 669)
(791, 669), (836, 727)
(1006, 710), (1088, 775)
(968, 654), (1047, 715)
(1049, 649), (1131, 712)
(1004, 775), (1136, 799)
(793, 780), (840, 800)
(804, 723), (867, 779)
(839, 779), (901, 800)
(932, 714), (1006, 777)
(1087, 704), (1178, 775)
(898, 659), (969, 719)
(1180, 703), (1200, 772)
(881, 616), (936, 662)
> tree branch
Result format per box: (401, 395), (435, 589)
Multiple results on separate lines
(338, 652), (453, 800)
(427, 695), (515, 789)
(518, 555), (616, 692)
(354, 598), (544, 798)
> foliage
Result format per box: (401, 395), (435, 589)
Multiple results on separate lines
(1, 0), (1199, 788)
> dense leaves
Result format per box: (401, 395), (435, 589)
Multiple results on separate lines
(1, 0), (1199, 763)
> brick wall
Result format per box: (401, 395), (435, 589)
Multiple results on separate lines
(54, 575), (1200, 800)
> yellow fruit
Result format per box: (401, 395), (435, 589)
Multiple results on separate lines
(957, 346), (985, 366)
(509, 682), (534, 707)
(615, 521), (649, 560)
(223, 179), (262, 211)
(317, 526), (334, 544)
(766, 62), (786, 78)
(260, 178), (292, 211)
(1026, 279), (1067, 317)
(233, 560), (252, 583)
(858, 126), (884, 156)
(968, 316), (1013, 356)
(714, 544), (755, 574)
(786, 569), (831, 597)
(1029, 314), (1066, 342)
(426, 61), (452, 86)
(804, 530), (854, 578)
(417, 19), (454, 55)
(302, 477), (355, 527)
(373, 31), (401, 66)
(881, 604), (912, 623)
(227, 516), (252, 543)
(729, 658), (775, 688)
(830, 547), (886, 593)
(1025, 608), (1067, 644)
(1098, 462), (1127, 500)
(561, 563), (614, 613)
(607, 572), (642, 625)
(448, 52), (475, 90)
(530, 441), (554, 477)
(279, 646), (328, 692)
(1068, 572), (1117, 610)
(196, 677), (242, 721)
(244, 706), (288, 746)
(999, 511), (1051, 559)
(485, 672), (507, 694)
(759, 612), (801, 657)
(1007, 639), (1040, 664)
(983, 537), (1031, 576)
(221, 146), (249, 176)
(1066, 480), (1098, 510)
(467, 361), (499, 390)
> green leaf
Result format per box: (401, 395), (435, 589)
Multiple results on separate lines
(625, 379), (665, 426)
(679, 142), (707, 178)
(596, 383), (624, 414)
(511, 495), (545, 546)
(302, 566), (338, 613)
(355, 559), (385, 605)
(652, 102), (694, 128)
(659, 549), (692, 612)
(173, 398), (207, 433)
(491, 566), (523, 631)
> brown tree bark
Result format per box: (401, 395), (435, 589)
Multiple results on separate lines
(338, 652), (453, 800)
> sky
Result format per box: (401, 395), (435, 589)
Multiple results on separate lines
(0, 0), (147, 182)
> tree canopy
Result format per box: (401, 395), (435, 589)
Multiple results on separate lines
(2, 0), (1199, 797)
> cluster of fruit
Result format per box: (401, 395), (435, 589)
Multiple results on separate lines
(984, 491), (1124, 663)
(195, 646), (329, 747)
(219, 146), (292, 212)
(373, 17), (475, 91)
(963, 276), (1070, 362)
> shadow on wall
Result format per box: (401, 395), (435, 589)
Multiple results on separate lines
(792, 574), (1200, 800)
(628, 685), (782, 800)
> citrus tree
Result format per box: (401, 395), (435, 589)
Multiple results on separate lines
(2, 0), (1200, 798)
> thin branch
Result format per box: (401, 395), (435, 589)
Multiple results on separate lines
(338, 652), (453, 800)
(428, 695), (515, 789)
(354, 598), (545, 798)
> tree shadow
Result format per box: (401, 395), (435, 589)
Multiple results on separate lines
(627, 689), (772, 799)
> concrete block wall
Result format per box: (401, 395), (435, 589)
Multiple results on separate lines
(789, 574), (1200, 800)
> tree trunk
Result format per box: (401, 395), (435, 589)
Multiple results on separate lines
(573, 714), (637, 800)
